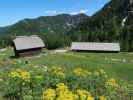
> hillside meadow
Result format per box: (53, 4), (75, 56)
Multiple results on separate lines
(0, 47), (133, 100)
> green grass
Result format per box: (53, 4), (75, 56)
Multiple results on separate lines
(0, 48), (133, 84)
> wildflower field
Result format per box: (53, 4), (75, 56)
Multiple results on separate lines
(0, 48), (133, 100)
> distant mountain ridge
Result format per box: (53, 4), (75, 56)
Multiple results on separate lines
(0, 14), (88, 37)
(0, 0), (133, 51)
(0, 14), (89, 49)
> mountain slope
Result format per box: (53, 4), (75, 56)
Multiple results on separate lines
(0, 0), (133, 51)
(68, 0), (133, 51)
(0, 14), (88, 36)
(0, 14), (89, 49)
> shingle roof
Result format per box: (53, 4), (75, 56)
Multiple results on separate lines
(13, 35), (45, 50)
(71, 42), (120, 52)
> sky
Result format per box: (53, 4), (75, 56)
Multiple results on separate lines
(0, 0), (110, 27)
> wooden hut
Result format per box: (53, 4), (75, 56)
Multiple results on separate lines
(71, 42), (120, 52)
(13, 35), (45, 57)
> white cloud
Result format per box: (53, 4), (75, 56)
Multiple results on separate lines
(44, 9), (88, 15)
(79, 9), (88, 13)
(44, 10), (65, 15)
(70, 9), (88, 15)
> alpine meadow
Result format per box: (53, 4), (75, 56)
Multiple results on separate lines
(0, 0), (133, 100)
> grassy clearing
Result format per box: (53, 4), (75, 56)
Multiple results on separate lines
(27, 52), (133, 84)
(0, 48), (133, 99)
(0, 48), (133, 84)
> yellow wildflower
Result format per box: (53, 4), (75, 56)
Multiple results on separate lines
(56, 83), (68, 93)
(87, 96), (95, 100)
(9, 69), (30, 82)
(99, 96), (106, 100)
(49, 66), (65, 79)
(77, 89), (91, 96)
(55, 83), (76, 100)
(20, 71), (30, 82)
(94, 69), (107, 78)
(43, 88), (56, 100)
(73, 67), (91, 77)
(9, 71), (20, 78)
(77, 89), (91, 100)
(56, 90), (75, 100)
(105, 78), (118, 88)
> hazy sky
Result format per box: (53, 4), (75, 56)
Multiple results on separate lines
(0, 0), (110, 27)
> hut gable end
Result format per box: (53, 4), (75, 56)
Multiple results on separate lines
(13, 35), (45, 57)
(13, 35), (45, 51)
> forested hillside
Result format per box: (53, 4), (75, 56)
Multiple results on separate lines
(0, 0), (133, 51)
(68, 0), (133, 51)
(0, 14), (88, 49)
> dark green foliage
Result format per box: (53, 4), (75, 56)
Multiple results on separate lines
(43, 34), (64, 49)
